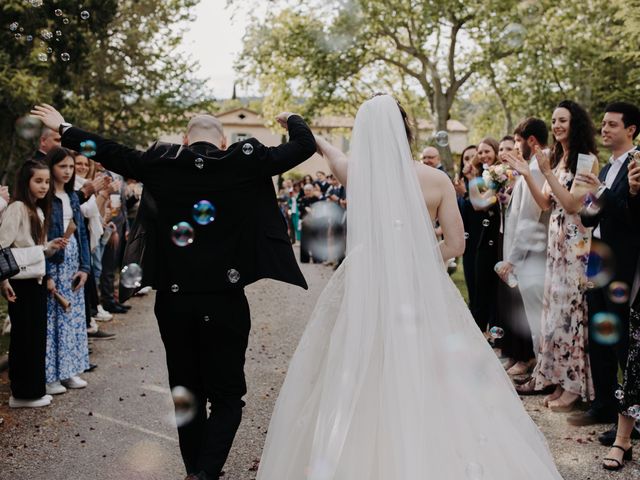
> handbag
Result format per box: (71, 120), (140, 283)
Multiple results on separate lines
(0, 245), (20, 281)
(11, 246), (45, 280)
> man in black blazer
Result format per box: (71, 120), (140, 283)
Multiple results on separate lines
(32, 103), (317, 480)
(570, 102), (640, 427)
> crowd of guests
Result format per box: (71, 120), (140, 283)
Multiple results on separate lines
(449, 100), (640, 470)
(1, 126), (144, 409)
(277, 171), (347, 266)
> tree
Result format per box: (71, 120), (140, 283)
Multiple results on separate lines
(0, 0), (207, 183)
(234, 0), (527, 170)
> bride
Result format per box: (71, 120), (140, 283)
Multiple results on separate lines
(257, 94), (564, 480)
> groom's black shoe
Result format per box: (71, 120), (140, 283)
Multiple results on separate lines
(103, 302), (128, 314)
(567, 408), (617, 426)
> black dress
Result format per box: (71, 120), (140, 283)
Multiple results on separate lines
(619, 295), (640, 416)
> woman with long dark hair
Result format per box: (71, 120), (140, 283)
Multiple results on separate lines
(0, 161), (65, 407)
(44, 147), (92, 395)
(507, 100), (599, 411)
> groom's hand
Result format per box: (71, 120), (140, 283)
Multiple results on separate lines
(30, 104), (65, 132)
(275, 112), (295, 130)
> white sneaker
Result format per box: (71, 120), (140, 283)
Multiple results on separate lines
(135, 286), (152, 296)
(95, 305), (113, 322)
(9, 395), (51, 408)
(62, 376), (87, 389)
(46, 381), (67, 395)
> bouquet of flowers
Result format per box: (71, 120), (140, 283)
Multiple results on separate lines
(482, 163), (517, 192)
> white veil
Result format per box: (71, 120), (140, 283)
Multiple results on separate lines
(257, 95), (563, 480)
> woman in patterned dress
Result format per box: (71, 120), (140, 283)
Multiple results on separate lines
(506, 100), (598, 412)
(44, 147), (91, 395)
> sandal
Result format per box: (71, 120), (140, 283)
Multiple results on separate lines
(603, 444), (633, 471)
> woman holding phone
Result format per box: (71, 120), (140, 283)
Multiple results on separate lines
(505, 100), (599, 412)
(44, 147), (92, 395)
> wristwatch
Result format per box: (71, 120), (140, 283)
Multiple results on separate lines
(58, 122), (72, 135)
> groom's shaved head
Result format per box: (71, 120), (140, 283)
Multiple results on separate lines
(186, 114), (225, 145)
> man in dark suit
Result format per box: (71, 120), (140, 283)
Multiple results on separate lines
(32, 126), (61, 160)
(570, 102), (640, 428)
(31, 103), (317, 480)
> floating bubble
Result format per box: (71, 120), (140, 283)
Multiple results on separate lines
(608, 281), (629, 304)
(502, 23), (527, 49)
(469, 177), (497, 210)
(26, 35), (33, 42)
(242, 143), (254, 155)
(38, 52), (48, 62)
(41, 30), (53, 40)
(171, 386), (197, 427)
(464, 232), (470, 240)
(9, 22), (19, 31)
(62, 18), (70, 24)
(628, 405), (640, 419)
(482, 219), (490, 227)
(434, 131), (449, 147)
(305, 201), (346, 262)
(54, 8), (63, 16)
(171, 222), (195, 247)
(488, 240), (494, 246)
(80, 10), (90, 20)
(60, 52), (70, 62)
(120, 263), (143, 289)
(591, 312), (621, 346)
(587, 240), (615, 288)
(46, 47), (52, 54)
(465, 461), (484, 480)
(30, 0), (43, 6)
(489, 326), (504, 339)
(55, 30), (62, 36)
(615, 389), (625, 400)
(194, 157), (204, 169)
(227, 269), (241, 284)
(15, 115), (41, 140)
(14, 33), (21, 40)
(80, 139), (96, 157)
(192, 200), (216, 226)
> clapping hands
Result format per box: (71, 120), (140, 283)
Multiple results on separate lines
(502, 151), (530, 177)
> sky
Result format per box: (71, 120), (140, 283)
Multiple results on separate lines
(178, 0), (254, 100)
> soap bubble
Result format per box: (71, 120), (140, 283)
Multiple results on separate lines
(80, 10), (90, 20)
(502, 23), (527, 48)
(9, 22), (19, 32)
(227, 269), (241, 284)
(54, 8), (63, 16)
(465, 461), (484, 480)
(192, 200), (216, 226)
(60, 52), (70, 62)
(15, 115), (41, 140)
(489, 326), (504, 339)
(170, 386), (197, 427)
(591, 312), (621, 346)
(242, 143), (254, 155)
(586, 240), (615, 288)
(80, 139), (96, 157)
(171, 222), (195, 247)
(120, 263), (143, 289)
(434, 131), (449, 147)
(62, 18), (70, 25)
(37, 52), (48, 62)
(608, 281), (629, 304)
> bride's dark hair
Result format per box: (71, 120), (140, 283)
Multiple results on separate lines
(370, 93), (414, 144)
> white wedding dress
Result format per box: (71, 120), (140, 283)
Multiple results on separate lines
(256, 95), (563, 480)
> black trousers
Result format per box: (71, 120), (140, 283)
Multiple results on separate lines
(8, 279), (47, 399)
(155, 290), (251, 477)
(497, 280), (535, 362)
(84, 266), (100, 327)
(587, 286), (630, 417)
(472, 247), (499, 332)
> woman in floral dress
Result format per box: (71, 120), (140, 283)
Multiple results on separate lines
(506, 100), (598, 411)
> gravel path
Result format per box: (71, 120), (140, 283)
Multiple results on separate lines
(0, 255), (637, 479)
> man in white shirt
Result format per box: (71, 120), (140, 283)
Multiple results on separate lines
(571, 102), (640, 428)
(497, 118), (549, 375)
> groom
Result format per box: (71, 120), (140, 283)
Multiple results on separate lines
(32, 104), (317, 480)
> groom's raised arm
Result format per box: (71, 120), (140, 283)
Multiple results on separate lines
(31, 103), (146, 181)
(257, 114), (317, 177)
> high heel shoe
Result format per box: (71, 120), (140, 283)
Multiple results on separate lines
(603, 444), (633, 471)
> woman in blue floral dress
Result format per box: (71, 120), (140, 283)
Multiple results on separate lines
(44, 147), (91, 395)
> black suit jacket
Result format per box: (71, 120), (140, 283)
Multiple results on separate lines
(61, 115), (317, 296)
(581, 149), (640, 285)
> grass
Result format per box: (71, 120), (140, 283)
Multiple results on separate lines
(450, 259), (469, 304)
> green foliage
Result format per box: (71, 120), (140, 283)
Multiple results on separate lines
(0, 0), (206, 183)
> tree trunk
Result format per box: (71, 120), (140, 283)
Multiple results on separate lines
(2, 129), (18, 185)
(433, 93), (454, 173)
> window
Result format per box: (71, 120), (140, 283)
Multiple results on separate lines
(232, 132), (250, 143)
